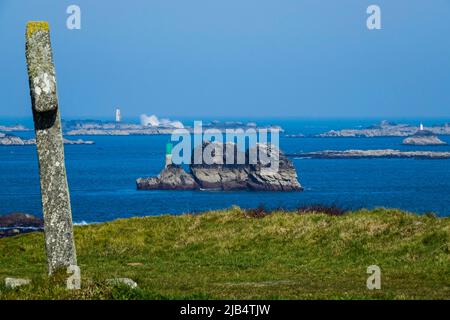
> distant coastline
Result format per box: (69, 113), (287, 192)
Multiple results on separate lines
(314, 120), (450, 138)
(3, 118), (450, 138)
(62, 119), (283, 136)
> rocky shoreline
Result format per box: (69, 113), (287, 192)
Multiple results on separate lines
(288, 149), (450, 159)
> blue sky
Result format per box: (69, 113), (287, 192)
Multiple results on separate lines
(1, 0), (450, 119)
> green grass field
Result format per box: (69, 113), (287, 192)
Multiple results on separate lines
(0, 207), (449, 300)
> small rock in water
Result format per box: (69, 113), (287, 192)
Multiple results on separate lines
(106, 278), (138, 289)
(402, 133), (447, 146)
(5, 277), (31, 289)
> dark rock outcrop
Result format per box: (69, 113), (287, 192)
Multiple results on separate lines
(137, 165), (199, 190)
(246, 144), (301, 191)
(190, 142), (250, 190)
(137, 142), (302, 192)
(0, 213), (44, 238)
(0, 213), (43, 228)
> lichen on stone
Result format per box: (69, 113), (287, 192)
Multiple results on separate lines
(26, 21), (49, 39)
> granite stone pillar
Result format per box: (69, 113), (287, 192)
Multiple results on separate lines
(25, 22), (77, 275)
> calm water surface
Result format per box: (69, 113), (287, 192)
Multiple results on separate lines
(1, 119), (449, 222)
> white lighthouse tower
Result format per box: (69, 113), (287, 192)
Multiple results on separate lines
(115, 108), (121, 123)
(419, 123), (424, 131)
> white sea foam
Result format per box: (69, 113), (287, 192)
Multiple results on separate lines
(74, 220), (93, 226)
(140, 114), (184, 129)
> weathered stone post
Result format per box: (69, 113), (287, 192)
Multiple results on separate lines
(25, 22), (77, 275)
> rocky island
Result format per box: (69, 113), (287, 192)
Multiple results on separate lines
(137, 142), (302, 191)
(0, 132), (34, 145)
(402, 129), (447, 146)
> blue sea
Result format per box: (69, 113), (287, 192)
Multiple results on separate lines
(1, 118), (449, 222)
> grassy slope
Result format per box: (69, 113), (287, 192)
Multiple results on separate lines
(0, 207), (449, 300)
